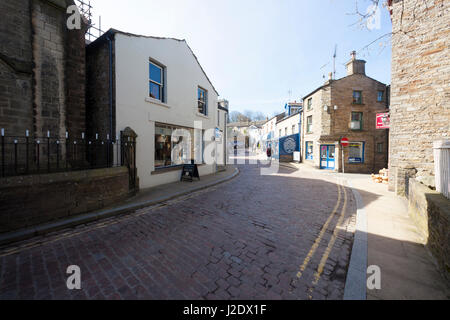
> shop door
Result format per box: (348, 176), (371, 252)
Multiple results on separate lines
(320, 145), (335, 170)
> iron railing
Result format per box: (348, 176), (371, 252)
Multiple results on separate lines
(0, 129), (130, 178)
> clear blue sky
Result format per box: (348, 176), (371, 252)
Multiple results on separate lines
(91, 0), (392, 116)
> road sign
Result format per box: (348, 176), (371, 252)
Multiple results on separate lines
(341, 137), (349, 147)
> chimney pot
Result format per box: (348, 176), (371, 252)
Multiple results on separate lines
(346, 50), (366, 76)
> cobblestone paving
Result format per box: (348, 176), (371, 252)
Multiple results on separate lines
(0, 163), (356, 300)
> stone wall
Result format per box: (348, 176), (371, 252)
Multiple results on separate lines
(0, 0), (34, 135)
(86, 32), (115, 141)
(0, 0), (87, 139)
(0, 167), (130, 234)
(408, 178), (450, 282)
(389, 0), (450, 196)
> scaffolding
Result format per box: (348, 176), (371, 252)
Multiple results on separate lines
(74, 0), (104, 41)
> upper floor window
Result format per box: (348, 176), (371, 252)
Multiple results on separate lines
(279, 129), (282, 137)
(284, 128), (287, 136)
(149, 60), (164, 102)
(351, 112), (363, 130)
(292, 125), (296, 134)
(307, 98), (312, 110)
(353, 91), (362, 104)
(198, 87), (208, 115)
(306, 116), (313, 133)
(377, 91), (384, 102)
(217, 110), (220, 126)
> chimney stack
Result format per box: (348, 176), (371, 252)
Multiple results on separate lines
(346, 50), (366, 76)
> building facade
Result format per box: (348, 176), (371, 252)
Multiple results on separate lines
(275, 108), (302, 162)
(87, 29), (225, 189)
(301, 52), (389, 173)
(388, 0), (450, 196)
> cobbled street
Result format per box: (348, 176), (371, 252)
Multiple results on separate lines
(0, 162), (356, 300)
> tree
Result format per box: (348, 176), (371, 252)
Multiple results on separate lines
(229, 111), (250, 123)
(229, 110), (269, 123)
(350, 0), (426, 54)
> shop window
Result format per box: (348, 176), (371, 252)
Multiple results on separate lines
(306, 141), (313, 160)
(348, 142), (365, 163)
(155, 124), (196, 168)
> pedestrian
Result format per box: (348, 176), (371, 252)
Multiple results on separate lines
(266, 145), (272, 159)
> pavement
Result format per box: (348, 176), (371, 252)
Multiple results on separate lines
(280, 161), (450, 300)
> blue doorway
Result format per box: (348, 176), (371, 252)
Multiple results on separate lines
(320, 145), (335, 170)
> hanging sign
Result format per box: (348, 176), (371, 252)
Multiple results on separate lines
(376, 113), (390, 129)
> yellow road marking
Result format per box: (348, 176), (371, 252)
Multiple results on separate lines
(294, 179), (342, 280)
(311, 181), (348, 286)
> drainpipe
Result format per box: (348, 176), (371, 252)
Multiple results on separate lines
(106, 34), (113, 143)
(298, 109), (303, 162)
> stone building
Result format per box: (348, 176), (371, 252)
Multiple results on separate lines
(301, 52), (389, 173)
(388, 0), (450, 196)
(0, 0), (88, 141)
(388, 0), (450, 281)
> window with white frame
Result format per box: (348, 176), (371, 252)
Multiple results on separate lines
(149, 60), (164, 102)
(198, 87), (208, 115)
(351, 112), (363, 130)
(307, 116), (313, 133)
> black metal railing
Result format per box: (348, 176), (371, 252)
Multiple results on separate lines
(0, 129), (131, 178)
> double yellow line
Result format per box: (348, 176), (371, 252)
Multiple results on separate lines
(292, 178), (348, 293)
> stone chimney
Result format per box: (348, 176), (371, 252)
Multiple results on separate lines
(346, 50), (366, 76)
